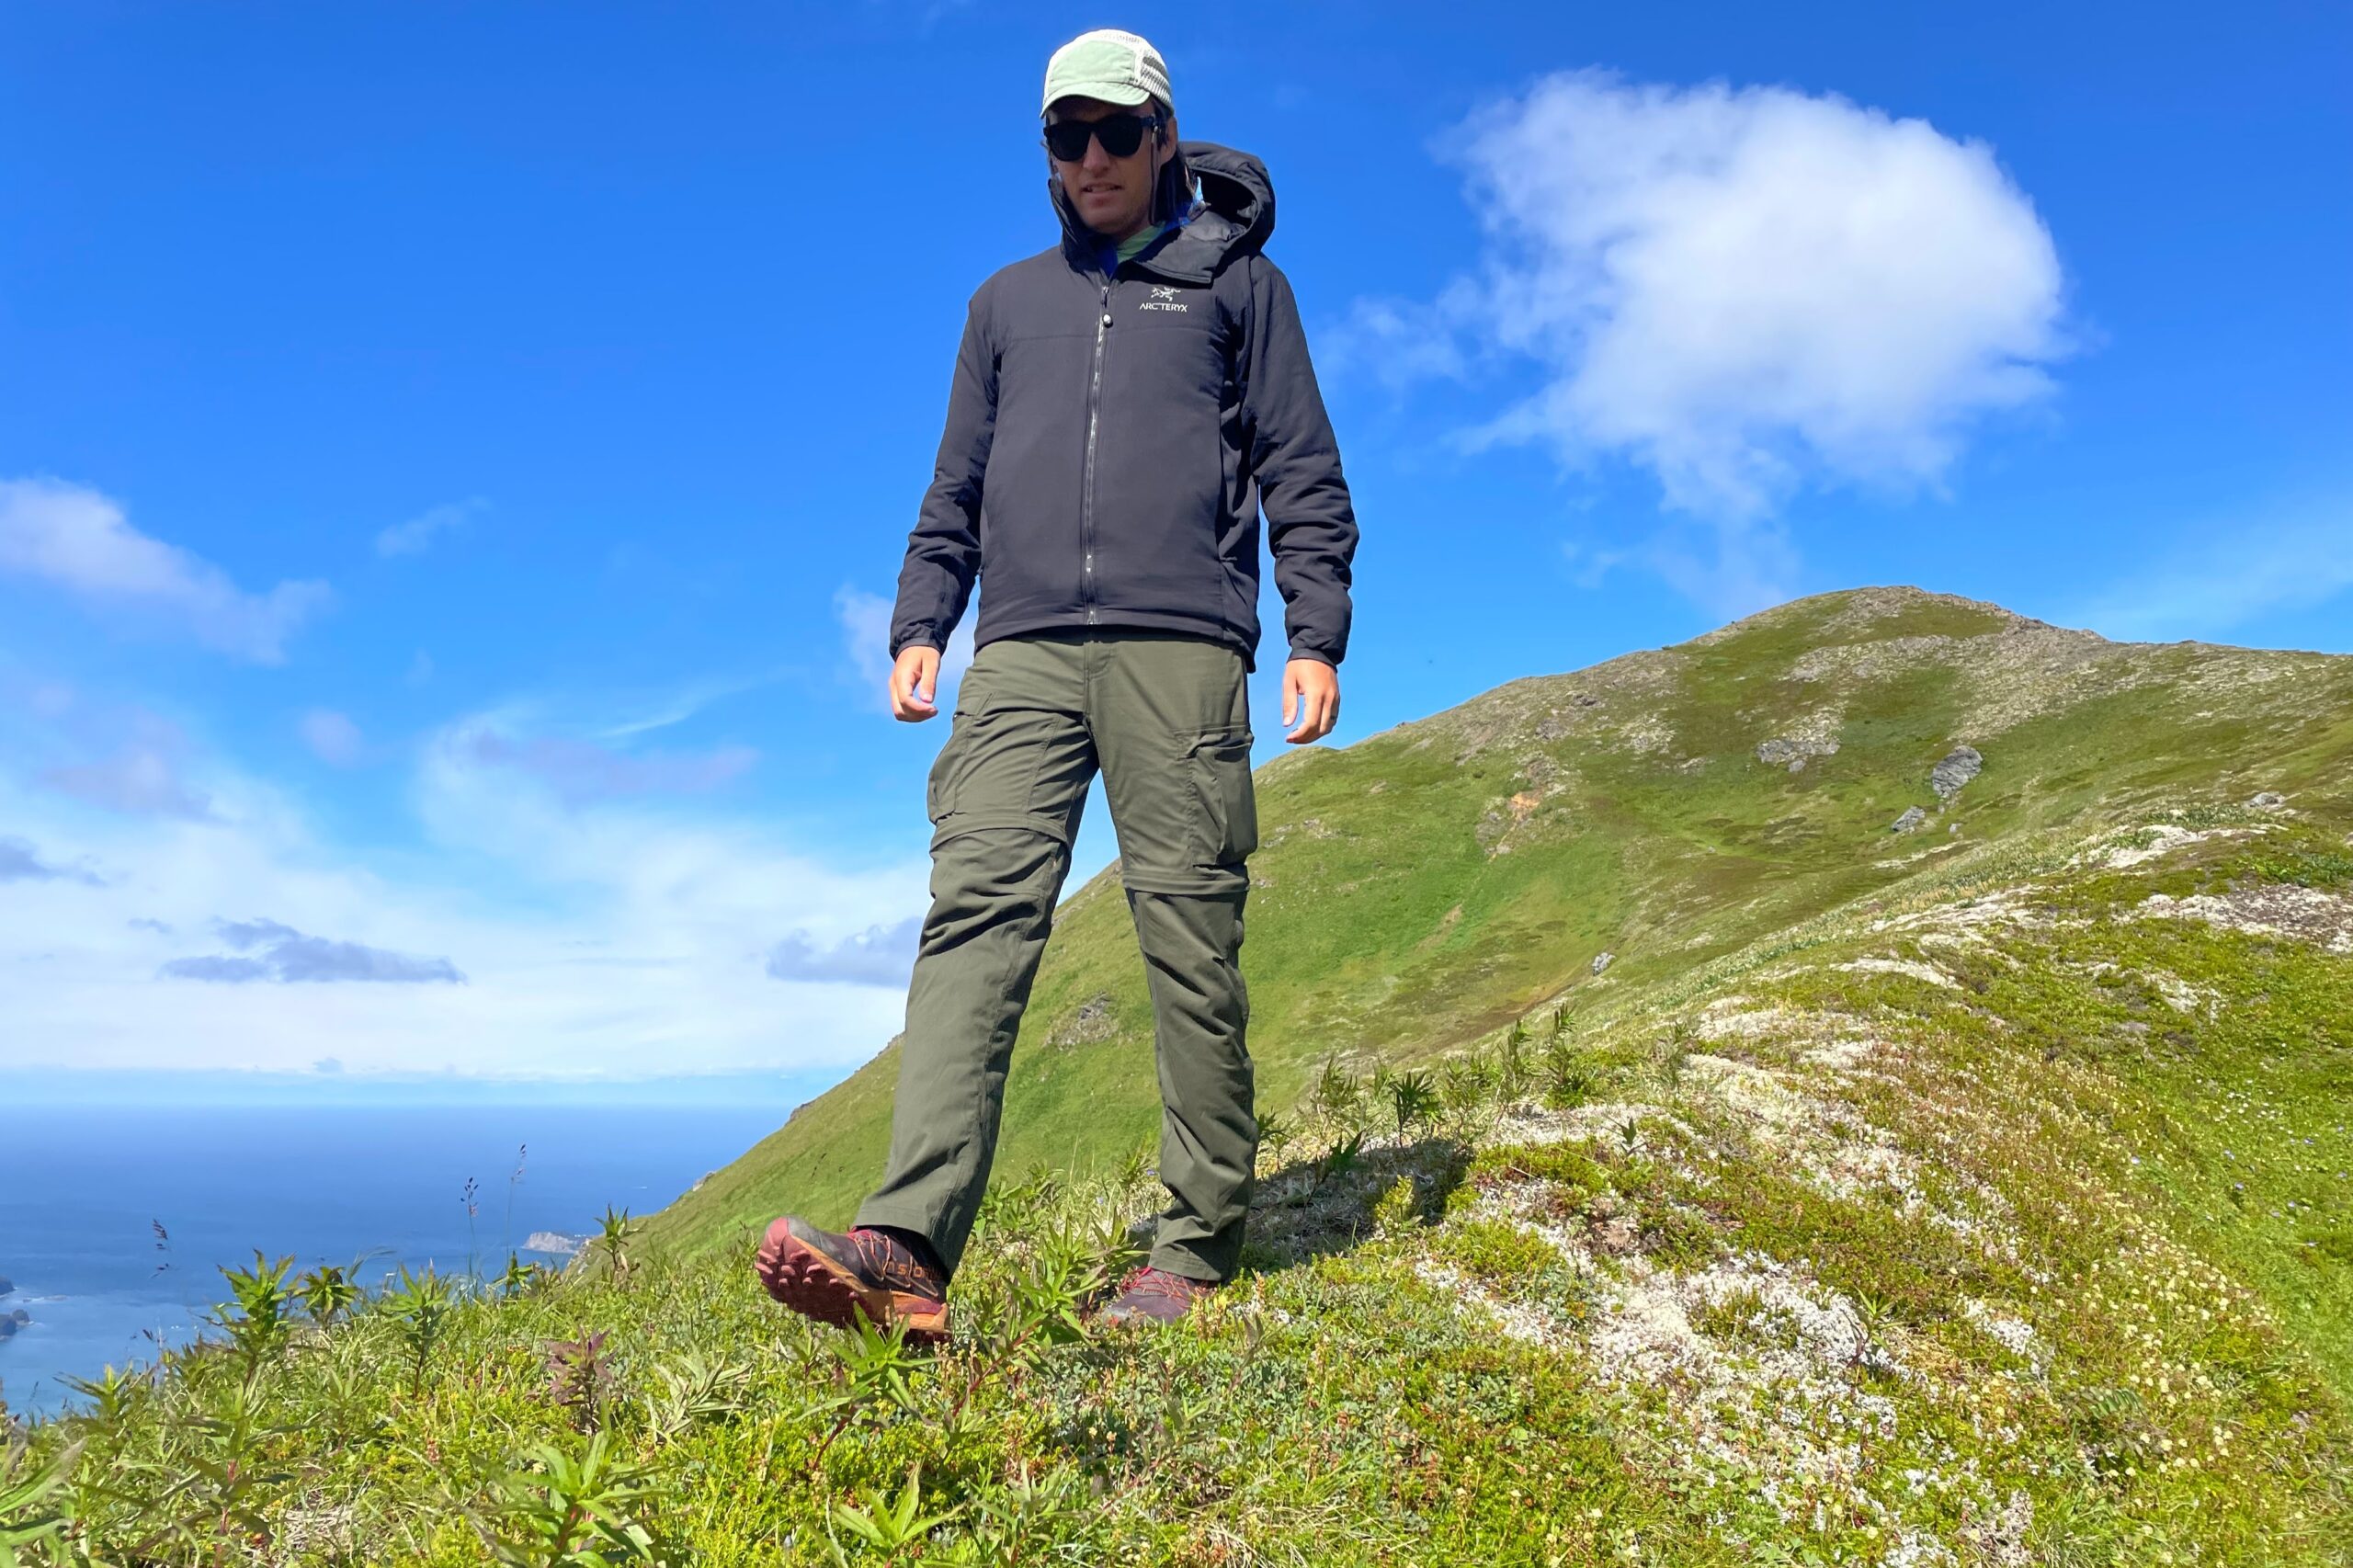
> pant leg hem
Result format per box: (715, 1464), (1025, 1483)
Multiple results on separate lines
(1146, 1244), (1232, 1285)
(850, 1202), (957, 1272)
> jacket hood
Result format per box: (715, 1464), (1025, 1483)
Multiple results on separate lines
(1050, 140), (1275, 281)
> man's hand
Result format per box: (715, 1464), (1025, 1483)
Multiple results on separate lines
(1281, 657), (1340, 744)
(891, 646), (943, 722)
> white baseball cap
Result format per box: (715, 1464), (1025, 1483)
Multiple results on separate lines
(1040, 28), (1173, 117)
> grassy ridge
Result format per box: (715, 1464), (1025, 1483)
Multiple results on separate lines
(9, 585), (2350, 1564)
(645, 587), (2353, 1257)
(5, 813), (2348, 1562)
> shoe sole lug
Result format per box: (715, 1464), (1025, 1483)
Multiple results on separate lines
(754, 1219), (950, 1346)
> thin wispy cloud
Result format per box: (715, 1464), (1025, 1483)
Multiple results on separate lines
(161, 915), (466, 984)
(459, 728), (757, 806)
(1332, 70), (2069, 614)
(0, 478), (332, 663)
(301, 709), (367, 767)
(764, 915), (921, 987)
(2073, 499), (2353, 642)
(0, 835), (103, 886)
(835, 584), (974, 704)
(375, 497), (488, 559)
(40, 744), (216, 820)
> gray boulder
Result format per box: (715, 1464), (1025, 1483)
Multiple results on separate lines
(1756, 735), (1838, 772)
(1591, 950), (1615, 975)
(1931, 745), (1984, 801)
(1891, 806), (1928, 834)
(2249, 791), (2287, 810)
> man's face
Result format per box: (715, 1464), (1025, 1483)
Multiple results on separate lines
(1045, 95), (1168, 240)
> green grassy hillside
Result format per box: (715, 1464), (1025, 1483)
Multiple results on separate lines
(648, 587), (2353, 1258)
(9, 586), (2350, 1564)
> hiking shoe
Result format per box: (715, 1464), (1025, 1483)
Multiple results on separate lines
(754, 1217), (950, 1346)
(1094, 1265), (1215, 1327)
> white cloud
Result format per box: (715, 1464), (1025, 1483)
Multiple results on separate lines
(0, 478), (332, 663)
(376, 497), (487, 559)
(2072, 498), (2353, 642)
(1336, 70), (2068, 612)
(0, 835), (103, 886)
(835, 585), (974, 708)
(764, 915), (921, 987)
(456, 725), (757, 806)
(301, 709), (367, 767)
(162, 916), (465, 984)
(0, 695), (933, 1077)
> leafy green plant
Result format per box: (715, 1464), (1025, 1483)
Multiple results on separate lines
(1370, 1176), (1420, 1238)
(474, 1431), (671, 1567)
(826, 1462), (961, 1563)
(594, 1207), (639, 1286)
(1313, 1131), (1365, 1189)
(0, 1437), (80, 1568)
(642, 1352), (750, 1446)
(1255, 1111), (1295, 1169)
(1388, 1071), (1438, 1135)
(1310, 1057), (1362, 1128)
(1495, 1028), (1534, 1100)
(212, 1251), (298, 1375)
(123, 1379), (290, 1562)
(1541, 1040), (1592, 1108)
(1440, 1059), (1493, 1124)
(498, 1253), (547, 1300)
(381, 1265), (455, 1396)
(294, 1264), (360, 1326)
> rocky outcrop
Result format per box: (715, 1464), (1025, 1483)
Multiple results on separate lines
(0, 1307), (28, 1339)
(1891, 807), (1929, 835)
(1756, 734), (1840, 772)
(1932, 745), (1984, 801)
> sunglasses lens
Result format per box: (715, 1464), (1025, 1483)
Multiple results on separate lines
(1095, 115), (1146, 157)
(1046, 114), (1151, 161)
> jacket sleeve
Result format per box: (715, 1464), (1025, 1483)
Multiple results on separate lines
(1239, 255), (1358, 667)
(891, 290), (996, 659)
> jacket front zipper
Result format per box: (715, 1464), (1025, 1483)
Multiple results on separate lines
(1081, 276), (1110, 625)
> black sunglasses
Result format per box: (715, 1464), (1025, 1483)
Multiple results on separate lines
(1042, 112), (1162, 163)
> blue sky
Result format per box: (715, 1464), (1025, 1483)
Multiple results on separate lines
(3, 1), (2347, 1092)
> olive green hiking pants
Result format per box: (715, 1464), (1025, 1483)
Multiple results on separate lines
(854, 630), (1259, 1284)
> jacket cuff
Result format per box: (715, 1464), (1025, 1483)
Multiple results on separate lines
(1287, 646), (1337, 668)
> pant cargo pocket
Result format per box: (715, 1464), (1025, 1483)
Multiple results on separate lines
(1187, 728), (1258, 867)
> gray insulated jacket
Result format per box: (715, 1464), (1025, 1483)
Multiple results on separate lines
(890, 142), (1358, 674)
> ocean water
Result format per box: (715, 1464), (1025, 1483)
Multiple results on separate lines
(0, 1101), (791, 1418)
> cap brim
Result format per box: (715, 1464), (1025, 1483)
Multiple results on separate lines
(1041, 80), (1154, 114)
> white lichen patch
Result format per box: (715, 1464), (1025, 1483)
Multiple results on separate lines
(1487, 1101), (1696, 1149)
(1411, 1258), (1577, 1347)
(2136, 884), (2353, 955)
(1618, 713), (1677, 757)
(1835, 956), (1961, 990)
(1959, 1297), (2046, 1375)
(2074, 822), (2264, 870)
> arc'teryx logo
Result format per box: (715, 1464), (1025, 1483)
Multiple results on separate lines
(1139, 284), (1189, 313)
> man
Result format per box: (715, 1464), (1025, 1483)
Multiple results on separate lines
(756, 28), (1357, 1339)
